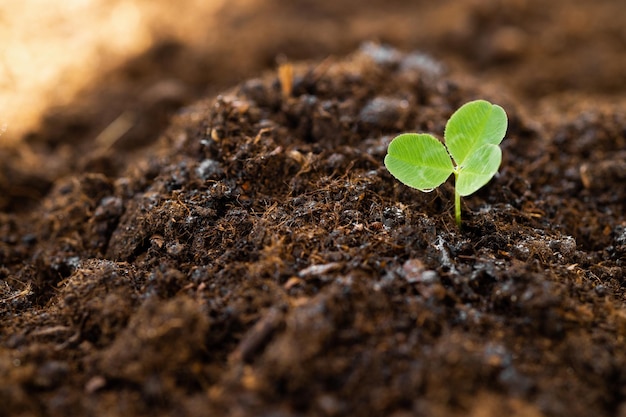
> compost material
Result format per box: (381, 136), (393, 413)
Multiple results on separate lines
(1, 1), (626, 416)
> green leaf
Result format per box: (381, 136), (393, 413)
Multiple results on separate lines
(384, 133), (454, 191)
(455, 144), (502, 196)
(444, 100), (507, 166)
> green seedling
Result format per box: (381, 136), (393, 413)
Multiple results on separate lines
(384, 100), (507, 227)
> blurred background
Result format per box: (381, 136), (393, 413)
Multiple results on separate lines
(0, 0), (625, 207)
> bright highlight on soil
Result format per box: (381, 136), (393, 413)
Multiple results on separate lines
(384, 100), (508, 227)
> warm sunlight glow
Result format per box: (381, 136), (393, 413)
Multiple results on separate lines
(0, 0), (225, 144)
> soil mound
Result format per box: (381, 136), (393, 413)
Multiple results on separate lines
(1, 43), (625, 416)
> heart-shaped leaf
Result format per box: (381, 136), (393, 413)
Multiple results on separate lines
(455, 144), (502, 196)
(444, 100), (507, 166)
(384, 133), (454, 191)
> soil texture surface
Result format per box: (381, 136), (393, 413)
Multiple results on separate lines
(1, 1), (626, 416)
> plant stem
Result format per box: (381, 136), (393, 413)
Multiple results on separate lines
(455, 188), (461, 227)
(453, 170), (461, 227)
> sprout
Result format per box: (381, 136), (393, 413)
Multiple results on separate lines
(384, 100), (508, 227)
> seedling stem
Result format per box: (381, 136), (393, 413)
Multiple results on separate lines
(454, 178), (461, 227)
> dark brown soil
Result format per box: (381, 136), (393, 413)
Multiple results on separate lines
(1, 1), (626, 416)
